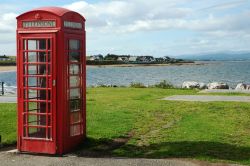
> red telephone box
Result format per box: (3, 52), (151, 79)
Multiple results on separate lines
(16, 7), (86, 154)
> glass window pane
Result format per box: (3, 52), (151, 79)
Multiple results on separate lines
(39, 39), (46, 50)
(23, 127), (27, 137)
(70, 76), (80, 87)
(69, 99), (81, 112)
(70, 64), (80, 75)
(28, 114), (46, 126)
(27, 52), (36, 62)
(26, 64), (46, 75)
(25, 89), (47, 100)
(28, 127), (46, 138)
(47, 52), (51, 62)
(28, 39), (46, 50)
(28, 40), (36, 50)
(37, 64), (47, 75)
(23, 52), (27, 62)
(70, 88), (80, 99)
(27, 65), (36, 75)
(28, 102), (47, 113)
(27, 52), (46, 63)
(70, 111), (81, 124)
(24, 77), (47, 87)
(48, 39), (51, 50)
(70, 124), (81, 136)
(38, 52), (46, 62)
(69, 51), (80, 62)
(28, 102), (38, 111)
(69, 40), (80, 50)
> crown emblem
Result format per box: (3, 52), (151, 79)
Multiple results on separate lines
(35, 13), (42, 20)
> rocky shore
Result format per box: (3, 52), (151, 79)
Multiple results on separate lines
(182, 81), (250, 90)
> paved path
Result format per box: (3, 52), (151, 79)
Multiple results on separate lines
(0, 150), (241, 166)
(199, 89), (250, 94)
(0, 96), (17, 103)
(162, 95), (250, 102)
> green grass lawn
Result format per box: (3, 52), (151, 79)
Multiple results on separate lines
(0, 103), (16, 145)
(1, 88), (250, 165)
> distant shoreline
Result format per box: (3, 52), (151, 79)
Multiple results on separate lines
(0, 62), (205, 72)
(0, 66), (16, 72)
(87, 62), (205, 67)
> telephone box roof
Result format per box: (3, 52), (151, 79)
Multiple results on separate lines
(17, 6), (85, 20)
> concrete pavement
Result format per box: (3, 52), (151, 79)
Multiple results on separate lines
(199, 89), (250, 94)
(0, 96), (16, 103)
(0, 150), (241, 166)
(162, 95), (250, 102)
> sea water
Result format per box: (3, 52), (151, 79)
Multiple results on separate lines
(1, 61), (250, 94)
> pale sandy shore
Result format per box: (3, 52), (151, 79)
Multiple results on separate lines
(87, 62), (205, 68)
(0, 62), (205, 71)
(0, 66), (17, 72)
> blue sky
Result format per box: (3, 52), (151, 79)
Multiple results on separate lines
(0, 0), (250, 57)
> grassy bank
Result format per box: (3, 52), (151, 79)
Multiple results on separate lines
(1, 88), (250, 165)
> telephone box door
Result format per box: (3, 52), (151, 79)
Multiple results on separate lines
(18, 33), (57, 154)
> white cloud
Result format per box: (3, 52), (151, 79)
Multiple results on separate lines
(64, 0), (250, 36)
(0, 0), (249, 55)
(0, 12), (17, 54)
(201, 0), (248, 11)
(0, 13), (17, 33)
(64, 0), (193, 30)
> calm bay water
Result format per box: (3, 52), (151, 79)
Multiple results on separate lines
(87, 61), (250, 88)
(1, 61), (250, 90)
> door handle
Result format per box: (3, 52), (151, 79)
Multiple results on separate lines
(53, 80), (56, 86)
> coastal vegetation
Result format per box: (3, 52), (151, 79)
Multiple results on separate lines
(0, 55), (16, 66)
(87, 54), (193, 65)
(130, 80), (174, 89)
(1, 87), (250, 165)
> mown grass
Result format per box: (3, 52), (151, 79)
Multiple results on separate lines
(0, 103), (16, 145)
(1, 88), (250, 165)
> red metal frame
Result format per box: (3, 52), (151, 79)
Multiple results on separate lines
(66, 35), (84, 136)
(18, 34), (57, 153)
(17, 7), (86, 154)
(62, 33), (86, 152)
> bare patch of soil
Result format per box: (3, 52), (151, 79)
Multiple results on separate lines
(71, 131), (134, 157)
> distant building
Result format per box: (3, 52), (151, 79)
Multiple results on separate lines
(155, 57), (164, 62)
(137, 56), (155, 62)
(117, 56), (129, 62)
(0, 55), (11, 61)
(129, 56), (137, 62)
(89, 54), (104, 61)
(104, 54), (119, 61)
(163, 56), (171, 62)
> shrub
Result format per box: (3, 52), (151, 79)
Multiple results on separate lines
(95, 84), (120, 88)
(153, 80), (174, 89)
(130, 82), (146, 88)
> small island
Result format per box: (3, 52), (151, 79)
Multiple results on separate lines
(87, 54), (194, 66)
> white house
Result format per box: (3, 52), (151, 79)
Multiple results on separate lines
(117, 56), (129, 62)
(0, 55), (11, 61)
(129, 56), (137, 62)
(89, 55), (104, 61)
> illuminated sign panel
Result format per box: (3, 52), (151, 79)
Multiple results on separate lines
(64, 21), (82, 29)
(23, 21), (56, 28)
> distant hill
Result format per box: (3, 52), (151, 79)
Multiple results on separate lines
(177, 51), (250, 61)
